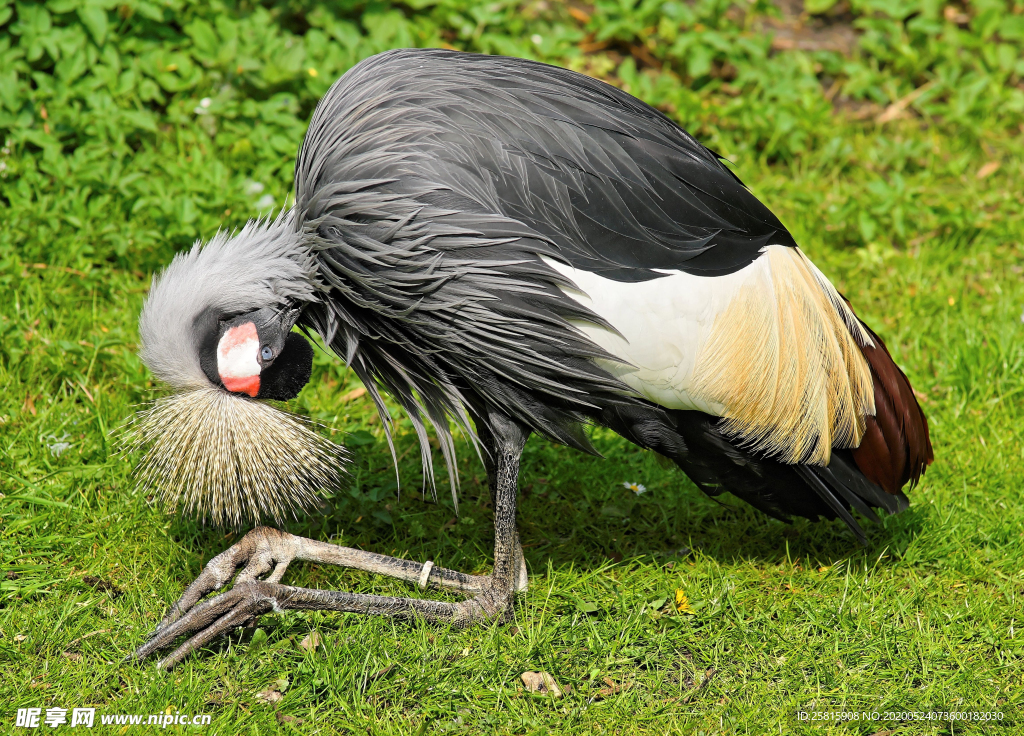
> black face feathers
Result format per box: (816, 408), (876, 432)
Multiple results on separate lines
(258, 333), (314, 401)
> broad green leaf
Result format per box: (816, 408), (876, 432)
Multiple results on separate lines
(686, 43), (713, 78)
(121, 109), (156, 131)
(77, 5), (107, 46)
(46, 0), (79, 12)
(55, 48), (87, 82)
(999, 16), (1024, 40)
(805, 0), (839, 14)
(0, 70), (18, 111)
(346, 430), (375, 447)
(247, 628), (269, 652)
(11, 4), (52, 37)
(184, 17), (218, 60)
(133, 1), (163, 21)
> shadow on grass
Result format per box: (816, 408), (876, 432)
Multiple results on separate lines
(161, 425), (928, 586)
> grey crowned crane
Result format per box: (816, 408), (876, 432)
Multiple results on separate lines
(130, 49), (932, 668)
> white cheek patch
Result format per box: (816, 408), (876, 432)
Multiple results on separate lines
(218, 322), (260, 381)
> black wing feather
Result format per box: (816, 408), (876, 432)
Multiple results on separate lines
(291, 49), (797, 500)
(299, 49), (796, 283)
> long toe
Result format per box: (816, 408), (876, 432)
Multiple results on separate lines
(135, 581), (279, 666)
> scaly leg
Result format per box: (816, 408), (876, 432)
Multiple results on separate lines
(132, 412), (528, 670)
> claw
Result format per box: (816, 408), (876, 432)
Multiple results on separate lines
(131, 528), (301, 668)
(135, 581), (283, 669)
(152, 527), (298, 633)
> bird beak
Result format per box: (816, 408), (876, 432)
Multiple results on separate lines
(280, 307), (301, 331)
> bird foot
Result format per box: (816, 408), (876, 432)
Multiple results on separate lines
(132, 526), (526, 670)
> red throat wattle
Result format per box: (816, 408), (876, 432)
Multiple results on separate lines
(222, 373), (260, 397)
(218, 322), (261, 397)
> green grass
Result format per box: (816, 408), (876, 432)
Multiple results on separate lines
(2, 0), (1023, 733)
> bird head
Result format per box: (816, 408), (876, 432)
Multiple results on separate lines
(124, 215), (346, 527)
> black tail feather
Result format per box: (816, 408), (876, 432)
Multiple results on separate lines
(826, 449), (910, 515)
(794, 466), (869, 544)
(596, 405), (908, 544)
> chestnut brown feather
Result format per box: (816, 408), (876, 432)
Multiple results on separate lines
(851, 324), (933, 494)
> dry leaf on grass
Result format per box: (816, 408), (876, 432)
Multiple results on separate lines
(256, 675), (290, 704)
(368, 664), (396, 683)
(276, 711), (304, 725)
(62, 651), (82, 662)
(944, 5), (970, 22)
(593, 677), (631, 700)
(520, 671), (563, 698)
(875, 82), (934, 124)
(340, 387), (366, 402)
(67, 629), (110, 648)
(299, 631), (321, 651)
(976, 161), (1000, 179)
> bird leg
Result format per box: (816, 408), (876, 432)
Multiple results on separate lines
(132, 413), (529, 670)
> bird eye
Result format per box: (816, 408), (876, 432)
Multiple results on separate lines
(260, 346), (274, 361)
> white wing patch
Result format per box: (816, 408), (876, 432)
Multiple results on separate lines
(544, 245), (875, 466)
(542, 255), (751, 415)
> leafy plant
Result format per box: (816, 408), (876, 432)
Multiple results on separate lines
(2, 1), (1023, 734)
